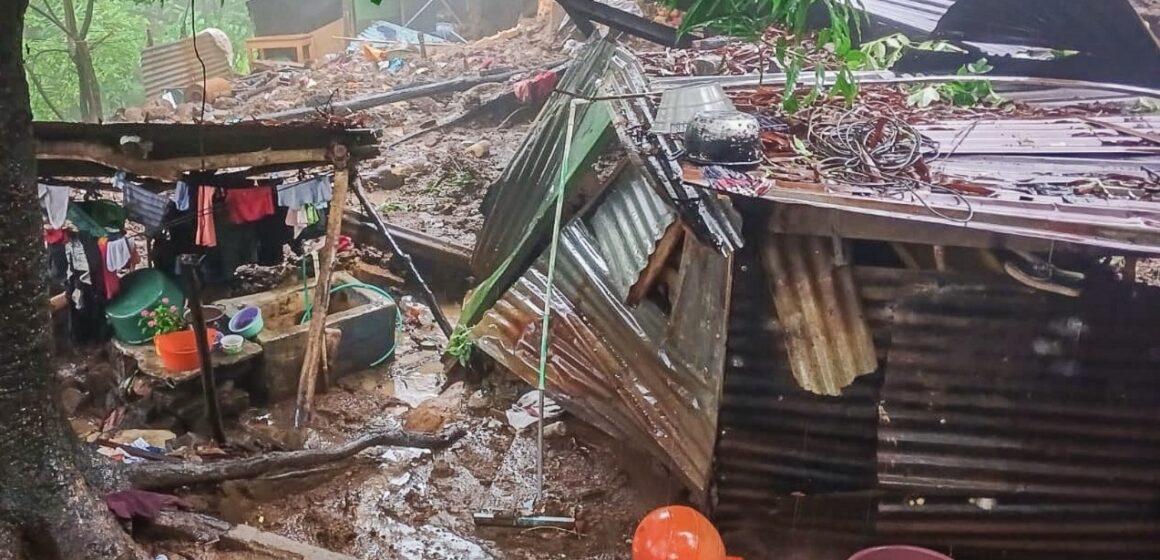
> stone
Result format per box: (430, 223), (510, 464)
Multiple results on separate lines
(465, 140), (491, 158)
(404, 406), (448, 433)
(430, 457), (454, 479)
(466, 390), (490, 410)
(403, 381), (466, 433)
(121, 107), (145, 122)
(543, 421), (568, 439)
(60, 387), (86, 416)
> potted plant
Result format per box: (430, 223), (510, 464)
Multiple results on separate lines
(141, 298), (214, 372)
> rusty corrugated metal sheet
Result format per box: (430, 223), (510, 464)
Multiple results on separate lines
(473, 173), (733, 495)
(714, 234), (881, 527)
(758, 234), (877, 396)
(141, 32), (233, 100)
(714, 254), (1160, 558)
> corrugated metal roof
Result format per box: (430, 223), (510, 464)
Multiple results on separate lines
(141, 32), (234, 99)
(466, 38), (744, 328)
(586, 165), (678, 296)
(601, 44), (745, 253)
(472, 173), (733, 495)
(858, 0), (954, 33)
(758, 233), (877, 396)
(916, 116), (1160, 155)
(464, 40), (619, 327)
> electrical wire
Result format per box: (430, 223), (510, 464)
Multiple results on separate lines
(804, 107), (976, 224)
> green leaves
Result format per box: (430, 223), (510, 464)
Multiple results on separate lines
(853, 33), (965, 71)
(907, 58), (1003, 108)
(906, 86), (942, 108)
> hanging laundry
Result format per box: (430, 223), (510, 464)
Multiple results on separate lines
(44, 228), (69, 245)
(304, 204), (320, 224)
(277, 175), (333, 209)
(97, 238), (121, 300)
(174, 180), (191, 212)
(224, 186), (275, 224)
(38, 184), (70, 229)
(123, 181), (173, 235)
(196, 186), (217, 247)
(105, 236), (132, 272)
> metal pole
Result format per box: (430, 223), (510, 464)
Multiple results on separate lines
(351, 176), (454, 337)
(404, 0), (437, 28)
(179, 254), (227, 444)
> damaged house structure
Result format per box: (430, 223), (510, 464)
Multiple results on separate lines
(458, 1), (1160, 556)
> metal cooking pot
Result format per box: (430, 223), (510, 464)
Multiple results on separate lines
(683, 110), (762, 167)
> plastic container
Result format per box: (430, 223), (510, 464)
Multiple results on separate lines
(228, 306), (265, 339)
(154, 328), (219, 372)
(220, 334), (245, 355)
(848, 546), (954, 560)
(184, 305), (226, 330)
(106, 269), (185, 344)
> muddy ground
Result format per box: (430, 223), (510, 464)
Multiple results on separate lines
(69, 302), (677, 560)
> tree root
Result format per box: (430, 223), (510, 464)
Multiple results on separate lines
(127, 428), (465, 490)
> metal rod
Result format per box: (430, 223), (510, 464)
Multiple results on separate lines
(351, 176), (454, 337)
(179, 254), (227, 444)
(535, 97), (586, 501)
(404, 0), (436, 27)
(472, 512), (576, 529)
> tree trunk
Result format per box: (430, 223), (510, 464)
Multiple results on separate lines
(0, 2), (140, 559)
(61, 0), (102, 122)
(72, 42), (103, 123)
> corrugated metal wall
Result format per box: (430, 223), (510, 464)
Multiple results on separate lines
(714, 227), (1160, 558)
(141, 32), (233, 99)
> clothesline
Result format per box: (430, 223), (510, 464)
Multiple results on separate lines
(46, 173), (336, 244)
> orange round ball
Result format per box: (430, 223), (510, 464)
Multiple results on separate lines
(632, 506), (726, 560)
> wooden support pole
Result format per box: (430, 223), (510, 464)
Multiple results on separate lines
(180, 254), (227, 444)
(294, 145), (352, 429)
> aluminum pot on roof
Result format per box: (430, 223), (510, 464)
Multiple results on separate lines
(683, 110), (762, 167)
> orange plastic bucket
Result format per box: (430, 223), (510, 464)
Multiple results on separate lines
(154, 329), (218, 372)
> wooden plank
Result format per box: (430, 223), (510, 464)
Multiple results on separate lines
(294, 152), (352, 428)
(626, 222), (685, 306)
(37, 141), (331, 181)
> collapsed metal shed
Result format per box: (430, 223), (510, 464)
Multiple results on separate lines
(465, 37), (1160, 558)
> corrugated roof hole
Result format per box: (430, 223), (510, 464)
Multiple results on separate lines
(627, 222), (686, 307)
(760, 233), (878, 396)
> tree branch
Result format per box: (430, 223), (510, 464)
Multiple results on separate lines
(78, 0), (95, 39)
(26, 66), (66, 120)
(125, 429), (466, 490)
(27, 3), (70, 36)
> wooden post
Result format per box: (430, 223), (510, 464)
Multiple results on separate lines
(294, 145), (352, 429)
(180, 254), (228, 444)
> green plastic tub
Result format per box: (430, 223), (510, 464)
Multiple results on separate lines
(105, 269), (185, 344)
